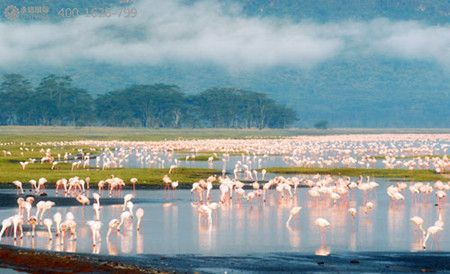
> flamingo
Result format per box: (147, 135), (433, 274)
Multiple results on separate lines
(348, 208), (357, 219)
(43, 218), (53, 240)
(365, 201), (374, 215)
(106, 219), (120, 239)
(98, 180), (106, 195)
(16, 198), (24, 215)
(261, 169), (267, 181)
(126, 201), (134, 215)
(27, 216), (37, 238)
(423, 226), (443, 250)
(93, 203), (100, 221)
(130, 177), (138, 196)
(59, 222), (69, 245)
(162, 175), (172, 192)
(410, 216), (425, 237)
(86, 220), (102, 246)
(286, 206), (302, 227)
(315, 218), (331, 246)
(35, 201), (46, 223)
(117, 211), (132, 232)
(37, 177), (47, 194)
(0, 217), (13, 240)
(76, 194), (90, 222)
(66, 219), (77, 241)
(123, 194), (133, 210)
(29, 180), (37, 193)
(12, 214), (24, 240)
(93, 192), (100, 205)
(53, 212), (62, 236)
(41, 201), (55, 224)
(198, 204), (212, 225)
(22, 201), (32, 220)
(136, 208), (144, 231)
(12, 181), (24, 195)
(55, 178), (68, 195)
(206, 182), (213, 201)
(171, 181), (179, 197)
(19, 161), (28, 170)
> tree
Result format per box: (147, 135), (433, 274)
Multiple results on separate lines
(314, 120), (329, 129)
(0, 73), (33, 125)
(34, 75), (94, 126)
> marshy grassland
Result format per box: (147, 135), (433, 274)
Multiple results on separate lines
(0, 126), (448, 185)
(262, 167), (447, 182)
(1, 126), (450, 142)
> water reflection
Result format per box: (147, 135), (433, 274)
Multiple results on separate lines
(0, 182), (449, 256)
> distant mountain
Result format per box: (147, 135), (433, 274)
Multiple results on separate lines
(3, 0), (448, 24)
(1, 0), (449, 128)
(235, 0), (449, 24)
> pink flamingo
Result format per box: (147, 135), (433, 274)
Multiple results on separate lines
(286, 206), (302, 227)
(315, 218), (331, 246)
(12, 181), (24, 195)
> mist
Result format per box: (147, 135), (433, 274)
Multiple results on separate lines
(0, 0), (448, 69)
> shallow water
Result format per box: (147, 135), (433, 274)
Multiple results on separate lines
(0, 180), (447, 257)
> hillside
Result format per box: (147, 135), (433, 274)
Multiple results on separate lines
(0, 0), (449, 128)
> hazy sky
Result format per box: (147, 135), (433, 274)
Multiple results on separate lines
(0, 0), (449, 70)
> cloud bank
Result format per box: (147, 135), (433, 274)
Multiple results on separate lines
(0, 0), (449, 69)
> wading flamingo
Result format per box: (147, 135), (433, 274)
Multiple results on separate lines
(130, 178), (138, 196)
(315, 218), (330, 246)
(76, 194), (90, 222)
(410, 216), (426, 237)
(53, 212), (62, 236)
(43, 218), (53, 240)
(0, 217), (13, 240)
(106, 219), (120, 239)
(136, 208), (144, 231)
(423, 226), (443, 250)
(86, 220), (102, 246)
(286, 206), (302, 227)
(117, 211), (132, 232)
(12, 214), (24, 240)
(12, 181), (24, 195)
(123, 194), (133, 210)
(27, 216), (37, 238)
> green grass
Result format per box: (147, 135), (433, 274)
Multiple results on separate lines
(262, 167), (447, 182)
(1, 126), (449, 186)
(0, 156), (220, 186)
(1, 144), (98, 161)
(177, 154), (221, 161)
(1, 126), (450, 142)
(372, 155), (445, 160)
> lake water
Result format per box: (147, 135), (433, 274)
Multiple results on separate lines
(0, 180), (446, 257)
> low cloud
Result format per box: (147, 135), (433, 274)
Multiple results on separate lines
(0, 0), (448, 69)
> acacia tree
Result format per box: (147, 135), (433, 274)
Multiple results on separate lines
(34, 75), (94, 126)
(192, 88), (296, 129)
(0, 74), (33, 125)
(95, 91), (135, 126)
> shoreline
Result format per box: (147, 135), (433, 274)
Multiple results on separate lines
(1, 244), (450, 273)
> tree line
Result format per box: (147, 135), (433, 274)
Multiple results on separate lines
(0, 74), (296, 128)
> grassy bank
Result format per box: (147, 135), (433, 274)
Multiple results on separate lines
(0, 157), (220, 186)
(177, 154), (221, 161)
(1, 126), (450, 142)
(263, 167), (447, 182)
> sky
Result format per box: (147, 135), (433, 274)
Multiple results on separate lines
(0, 0), (449, 71)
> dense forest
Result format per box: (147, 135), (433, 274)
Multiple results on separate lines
(0, 74), (296, 128)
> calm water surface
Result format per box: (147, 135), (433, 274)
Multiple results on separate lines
(0, 179), (446, 256)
